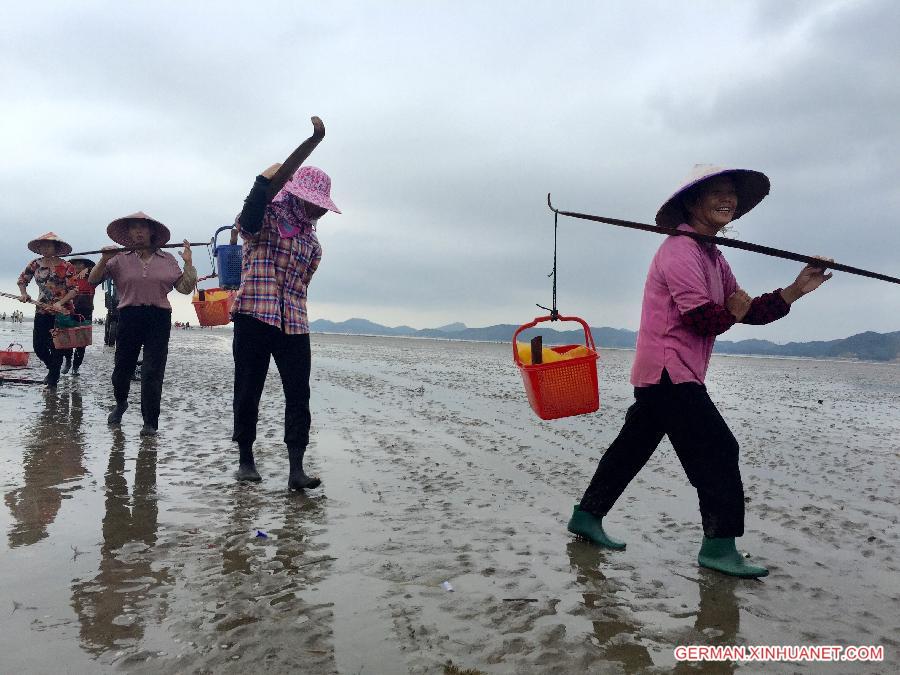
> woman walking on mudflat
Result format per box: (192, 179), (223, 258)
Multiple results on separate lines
(567, 165), (832, 578)
(17, 233), (78, 388)
(89, 213), (197, 436)
(230, 117), (340, 490)
(60, 257), (98, 376)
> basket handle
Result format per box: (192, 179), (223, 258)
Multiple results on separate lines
(212, 225), (234, 254)
(512, 314), (596, 365)
(7, 343), (23, 351)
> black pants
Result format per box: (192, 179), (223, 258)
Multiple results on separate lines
(111, 306), (171, 428)
(33, 312), (64, 385)
(232, 314), (311, 449)
(579, 371), (745, 538)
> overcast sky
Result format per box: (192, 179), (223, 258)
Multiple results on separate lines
(2, 0), (898, 342)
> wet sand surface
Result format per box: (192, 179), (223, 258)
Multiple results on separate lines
(1, 323), (897, 673)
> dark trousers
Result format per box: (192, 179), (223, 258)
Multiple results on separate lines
(579, 371), (745, 538)
(232, 314), (311, 449)
(33, 312), (64, 384)
(111, 307), (171, 428)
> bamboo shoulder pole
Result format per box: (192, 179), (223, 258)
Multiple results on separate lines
(64, 242), (208, 258)
(548, 195), (900, 286)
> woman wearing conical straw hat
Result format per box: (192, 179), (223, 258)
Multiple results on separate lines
(229, 159), (340, 490)
(88, 213), (197, 436)
(17, 233), (78, 388)
(60, 257), (98, 376)
(567, 165), (832, 578)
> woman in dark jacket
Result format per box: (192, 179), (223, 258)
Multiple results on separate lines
(230, 158), (340, 490)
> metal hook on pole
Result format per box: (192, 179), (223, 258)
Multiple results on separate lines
(536, 193), (560, 320)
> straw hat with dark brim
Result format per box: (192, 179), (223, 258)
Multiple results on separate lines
(107, 211), (172, 247)
(27, 232), (73, 256)
(69, 257), (96, 268)
(656, 165), (770, 229)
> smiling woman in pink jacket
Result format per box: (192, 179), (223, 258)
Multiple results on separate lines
(567, 165), (832, 578)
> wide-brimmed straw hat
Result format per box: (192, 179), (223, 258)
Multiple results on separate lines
(27, 232), (73, 256)
(277, 166), (341, 214)
(107, 211), (172, 246)
(69, 257), (96, 268)
(656, 164), (770, 228)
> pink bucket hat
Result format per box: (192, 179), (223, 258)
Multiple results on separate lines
(276, 166), (341, 214)
(656, 164), (770, 228)
(107, 211), (172, 247)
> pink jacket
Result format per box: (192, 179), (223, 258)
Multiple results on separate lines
(630, 224), (738, 386)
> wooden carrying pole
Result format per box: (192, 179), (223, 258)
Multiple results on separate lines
(547, 194), (900, 286)
(64, 242), (208, 258)
(0, 291), (64, 313)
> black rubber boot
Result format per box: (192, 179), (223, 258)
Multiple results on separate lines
(107, 402), (128, 425)
(62, 357), (71, 374)
(235, 445), (261, 482)
(288, 446), (321, 490)
(139, 423), (158, 437)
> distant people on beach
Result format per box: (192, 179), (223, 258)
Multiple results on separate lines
(568, 165), (832, 579)
(88, 212), (197, 437)
(17, 233), (77, 388)
(230, 118), (338, 490)
(60, 258), (98, 376)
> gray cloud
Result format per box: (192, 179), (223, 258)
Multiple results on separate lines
(2, 0), (898, 342)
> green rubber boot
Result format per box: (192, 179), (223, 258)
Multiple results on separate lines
(698, 537), (769, 578)
(566, 504), (626, 550)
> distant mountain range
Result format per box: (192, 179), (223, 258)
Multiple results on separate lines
(310, 318), (900, 362)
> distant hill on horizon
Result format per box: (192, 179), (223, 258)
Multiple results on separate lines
(310, 317), (900, 363)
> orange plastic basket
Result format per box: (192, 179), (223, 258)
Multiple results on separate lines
(513, 315), (600, 420)
(192, 288), (235, 326)
(0, 343), (30, 367)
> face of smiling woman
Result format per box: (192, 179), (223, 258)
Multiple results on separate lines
(686, 175), (738, 235)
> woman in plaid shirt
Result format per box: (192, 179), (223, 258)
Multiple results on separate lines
(231, 163), (340, 489)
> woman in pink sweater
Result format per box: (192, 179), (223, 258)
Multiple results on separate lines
(568, 165), (832, 578)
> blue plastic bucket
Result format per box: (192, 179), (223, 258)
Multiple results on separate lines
(212, 225), (242, 289)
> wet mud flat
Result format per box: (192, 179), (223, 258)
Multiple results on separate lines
(0, 323), (897, 673)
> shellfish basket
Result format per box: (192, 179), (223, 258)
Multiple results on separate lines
(512, 315), (600, 420)
(51, 322), (93, 350)
(212, 225), (242, 289)
(0, 343), (30, 367)
(192, 288), (235, 327)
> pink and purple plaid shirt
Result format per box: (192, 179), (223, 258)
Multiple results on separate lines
(231, 200), (322, 334)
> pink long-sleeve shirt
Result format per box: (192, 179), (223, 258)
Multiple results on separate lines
(630, 224), (738, 386)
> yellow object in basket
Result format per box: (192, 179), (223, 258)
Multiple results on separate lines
(516, 342), (591, 365)
(193, 288), (231, 303)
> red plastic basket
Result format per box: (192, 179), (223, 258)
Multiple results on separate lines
(512, 315), (600, 420)
(0, 343), (30, 367)
(51, 325), (92, 349)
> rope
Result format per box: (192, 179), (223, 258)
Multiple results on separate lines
(536, 208), (560, 320)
